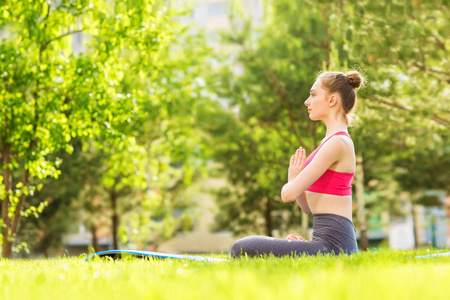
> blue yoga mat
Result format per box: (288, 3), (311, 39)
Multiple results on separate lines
(415, 252), (450, 259)
(85, 250), (229, 262)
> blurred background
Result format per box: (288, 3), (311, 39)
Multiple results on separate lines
(0, 0), (448, 258)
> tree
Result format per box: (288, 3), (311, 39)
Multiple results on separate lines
(0, 0), (181, 258)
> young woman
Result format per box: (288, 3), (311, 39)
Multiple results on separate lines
(230, 71), (362, 257)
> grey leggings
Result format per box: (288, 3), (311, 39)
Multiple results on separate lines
(230, 213), (358, 258)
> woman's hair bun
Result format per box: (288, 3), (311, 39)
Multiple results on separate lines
(346, 71), (362, 89)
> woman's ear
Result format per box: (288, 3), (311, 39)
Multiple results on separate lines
(328, 94), (338, 107)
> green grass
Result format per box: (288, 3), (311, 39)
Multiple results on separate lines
(1, 249), (449, 300)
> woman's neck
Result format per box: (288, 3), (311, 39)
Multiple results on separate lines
(323, 118), (348, 139)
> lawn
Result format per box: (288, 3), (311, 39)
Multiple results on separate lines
(0, 249), (449, 300)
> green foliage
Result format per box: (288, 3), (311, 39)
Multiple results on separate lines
(18, 142), (89, 256)
(0, 0), (214, 255)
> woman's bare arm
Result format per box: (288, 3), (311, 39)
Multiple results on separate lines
(295, 192), (311, 214)
(281, 137), (345, 203)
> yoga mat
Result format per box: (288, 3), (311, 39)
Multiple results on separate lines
(85, 250), (229, 262)
(415, 252), (450, 259)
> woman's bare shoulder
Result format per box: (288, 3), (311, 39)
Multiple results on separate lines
(319, 135), (355, 163)
(322, 135), (352, 152)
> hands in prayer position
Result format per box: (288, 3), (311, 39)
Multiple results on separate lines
(288, 147), (306, 182)
(285, 147), (308, 242)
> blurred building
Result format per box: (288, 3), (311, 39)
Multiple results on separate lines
(158, 176), (235, 253)
(389, 201), (416, 250)
(413, 205), (447, 248)
(388, 191), (449, 250)
(413, 191), (448, 248)
(63, 225), (112, 256)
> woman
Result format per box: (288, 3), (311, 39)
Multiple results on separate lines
(230, 71), (362, 257)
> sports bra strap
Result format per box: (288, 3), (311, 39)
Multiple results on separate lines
(319, 131), (350, 148)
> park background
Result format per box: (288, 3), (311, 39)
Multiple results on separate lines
(0, 0), (448, 259)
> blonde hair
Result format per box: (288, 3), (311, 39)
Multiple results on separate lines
(317, 71), (363, 126)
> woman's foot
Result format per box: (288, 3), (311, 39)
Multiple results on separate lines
(286, 234), (306, 241)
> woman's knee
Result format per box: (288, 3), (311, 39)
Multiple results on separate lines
(230, 238), (246, 258)
(230, 236), (260, 258)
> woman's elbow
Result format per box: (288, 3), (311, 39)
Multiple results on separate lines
(281, 185), (294, 203)
(303, 207), (312, 214)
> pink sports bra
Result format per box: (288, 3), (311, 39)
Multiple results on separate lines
(303, 132), (355, 196)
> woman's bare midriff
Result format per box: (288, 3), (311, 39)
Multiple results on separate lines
(306, 191), (353, 221)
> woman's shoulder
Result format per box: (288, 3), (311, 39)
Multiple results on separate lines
(324, 134), (353, 147)
(317, 135), (355, 171)
(319, 134), (354, 157)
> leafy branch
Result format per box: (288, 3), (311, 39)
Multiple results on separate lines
(41, 29), (85, 52)
(369, 96), (450, 128)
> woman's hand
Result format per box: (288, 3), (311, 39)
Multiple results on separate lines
(288, 147), (306, 182)
(286, 234), (306, 241)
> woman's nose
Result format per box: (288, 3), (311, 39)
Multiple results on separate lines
(304, 98), (310, 106)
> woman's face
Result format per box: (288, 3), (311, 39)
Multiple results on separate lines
(304, 79), (329, 121)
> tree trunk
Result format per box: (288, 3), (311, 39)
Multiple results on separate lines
(11, 168), (29, 240)
(110, 190), (119, 249)
(355, 154), (369, 250)
(1, 142), (13, 258)
(264, 197), (272, 237)
(91, 224), (99, 252)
